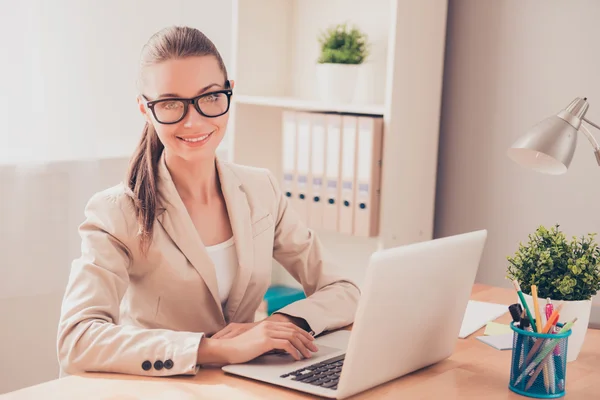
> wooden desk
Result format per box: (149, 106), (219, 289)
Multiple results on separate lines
(3, 284), (600, 399)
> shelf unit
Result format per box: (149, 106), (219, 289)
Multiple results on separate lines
(222, 0), (448, 287)
(234, 94), (385, 116)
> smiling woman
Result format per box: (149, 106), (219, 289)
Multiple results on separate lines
(56, 26), (360, 378)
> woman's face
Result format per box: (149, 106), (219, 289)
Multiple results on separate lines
(138, 56), (233, 162)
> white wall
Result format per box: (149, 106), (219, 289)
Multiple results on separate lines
(435, 0), (600, 327)
(0, 0), (232, 394)
(0, 0), (232, 163)
(290, 0), (390, 104)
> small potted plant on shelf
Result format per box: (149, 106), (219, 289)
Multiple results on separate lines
(315, 22), (369, 104)
(506, 224), (600, 362)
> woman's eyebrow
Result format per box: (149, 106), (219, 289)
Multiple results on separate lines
(157, 83), (222, 99)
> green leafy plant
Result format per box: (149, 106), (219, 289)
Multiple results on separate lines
(506, 224), (600, 301)
(317, 23), (369, 64)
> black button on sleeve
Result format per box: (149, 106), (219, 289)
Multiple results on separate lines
(164, 359), (174, 369)
(154, 360), (164, 370)
(142, 360), (152, 371)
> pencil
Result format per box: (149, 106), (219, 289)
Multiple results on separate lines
(512, 280), (537, 332)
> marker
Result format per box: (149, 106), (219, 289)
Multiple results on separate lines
(512, 280), (537, 332)
(509, 303), (523, 323)
(509, 303), (524, 381)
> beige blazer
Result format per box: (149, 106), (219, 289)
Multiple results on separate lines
(57, 153), (360, 377)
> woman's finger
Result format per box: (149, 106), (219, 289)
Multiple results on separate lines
(212, 325), (233, 339)
(221, 328), (245, 339)
(272, 339), (301, 361)
(272, 330), (313, 359)
(275, 327), (319, 352)
(278, 322), (315, 343)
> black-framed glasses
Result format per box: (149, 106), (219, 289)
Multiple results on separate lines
(143, 83), (233, 124)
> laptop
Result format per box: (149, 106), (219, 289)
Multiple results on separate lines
(222, 229), (488, 399)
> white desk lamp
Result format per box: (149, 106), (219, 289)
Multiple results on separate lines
(507, 97), (600, 174)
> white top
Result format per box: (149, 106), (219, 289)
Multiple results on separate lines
(205, 236), (238, 307)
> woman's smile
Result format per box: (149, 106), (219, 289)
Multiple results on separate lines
(176, 131), (214, 147)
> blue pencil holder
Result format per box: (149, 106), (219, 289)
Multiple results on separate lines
(509, 322), (571, 398)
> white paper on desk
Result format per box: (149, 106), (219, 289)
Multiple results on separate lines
(459, 300), (509, 338)
(476, 333), (514, 350)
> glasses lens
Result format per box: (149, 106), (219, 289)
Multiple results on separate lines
(154, 100), (186, 123)
(197, 92), (230, 117)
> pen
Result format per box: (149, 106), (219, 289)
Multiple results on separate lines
(545, 298), (556, 394)
(515, 318), (577, 387)
(541, 303), (563, 334)
(512, 280), (537, 332)
(547, 300), (554, 327)
(547, 299), (564, 391)
(531, 286), (549, 393)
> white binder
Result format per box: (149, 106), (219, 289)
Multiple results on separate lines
(281, 110), (297, 205)
(353, 116), (383, 237)
(308, 113), (326, 230)
(294, 112), (311, 224)
(339, 115), (358, 235)
(323, 114), (342, 232)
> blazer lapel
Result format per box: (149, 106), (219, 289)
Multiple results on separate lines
(156, 153), (224, 323)
(217, 159), (255, 323)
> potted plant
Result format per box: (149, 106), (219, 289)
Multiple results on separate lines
(506, 224), (600, 362)
(315, 23), (369, 104)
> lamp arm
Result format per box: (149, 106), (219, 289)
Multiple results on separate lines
(580, 119), (600, 165)
(583, 117), (600, 133)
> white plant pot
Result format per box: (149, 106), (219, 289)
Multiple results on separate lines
(521, 293), (592, 362)
(315, 63), (360, 104)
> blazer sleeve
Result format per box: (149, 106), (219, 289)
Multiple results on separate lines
(57, 190), (203, 377)
(266, 171), (361, 336)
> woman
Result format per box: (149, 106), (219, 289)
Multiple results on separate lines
(57, 26), (360, 377)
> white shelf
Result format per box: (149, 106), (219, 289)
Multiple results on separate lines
(234, 94), (385, 116)
(230, 0), (448, 259)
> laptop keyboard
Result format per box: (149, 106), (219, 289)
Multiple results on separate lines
(279, 354), (345, 390)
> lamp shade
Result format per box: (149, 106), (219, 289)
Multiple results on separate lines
(507, 115), (577, 174)
(507, 97), (588, 175)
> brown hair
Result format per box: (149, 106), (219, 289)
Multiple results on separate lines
(126, 26), (228, 253)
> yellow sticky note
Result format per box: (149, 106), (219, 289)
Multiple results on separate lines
(484, 322), (513, 336)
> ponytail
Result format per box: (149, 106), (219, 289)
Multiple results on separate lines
(126, 122), (164, 254)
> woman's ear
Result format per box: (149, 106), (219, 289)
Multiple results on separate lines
(229, 79), (235, 90)
(137, 96), (152, 124)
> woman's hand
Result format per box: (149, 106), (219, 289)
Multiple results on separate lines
(211, 322), (258, 339)
(212, 313), (311, 339)
(198, 321), (319, 365)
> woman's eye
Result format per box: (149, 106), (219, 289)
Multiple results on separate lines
(200, 93), (220, 103)
(159, 101), (183, 110)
